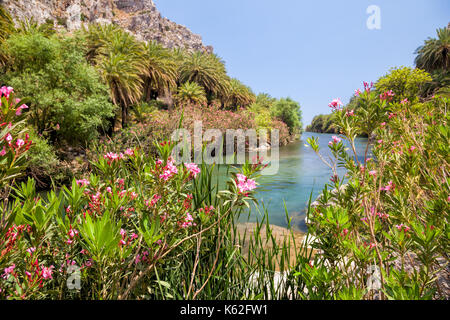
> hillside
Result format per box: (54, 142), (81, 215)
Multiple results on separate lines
(0, 0), (213, 52)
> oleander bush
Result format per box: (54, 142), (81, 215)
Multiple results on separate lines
(303, 81), (449, 299)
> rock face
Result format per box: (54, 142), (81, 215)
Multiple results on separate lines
(0, 0), (213, 53)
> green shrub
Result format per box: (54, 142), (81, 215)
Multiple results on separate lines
(270, 97), (303, 134)
(3, 32), (116, 145)
(376, 67), (432, 104)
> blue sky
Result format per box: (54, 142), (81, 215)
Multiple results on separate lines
(155, 0), (450, 127)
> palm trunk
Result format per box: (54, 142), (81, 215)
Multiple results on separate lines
(121, 104), (127, 129)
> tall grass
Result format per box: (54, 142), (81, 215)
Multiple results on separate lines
(148, 161), (314, 300)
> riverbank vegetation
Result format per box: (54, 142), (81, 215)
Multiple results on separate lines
(0, 5), (448, 300)
(0, 6), (303, 189)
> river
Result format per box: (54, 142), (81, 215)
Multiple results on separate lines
(228, 132), (370, 232)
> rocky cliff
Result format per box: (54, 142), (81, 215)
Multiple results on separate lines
(0, 0), (213, 53)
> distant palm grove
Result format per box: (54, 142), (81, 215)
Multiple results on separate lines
(0, 6), (303, 187)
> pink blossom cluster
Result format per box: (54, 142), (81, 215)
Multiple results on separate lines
(104, 151), (124, 163)
(76, 178), (90, 187)
(328, 135), (341, 146)
(0, 86), (13, 99)
(119, 229), (138, 246)
(328, 98), (343, 110)
(145, 194), (161, 208)
(179, 212), (196, 228)
(159, 158), (178, 181)
(380, 90), (395, 101)
(363, 81), (374, 93)
(66, 227), (79, 245)
(14, 99), (29, 116)
(395, 224), (410, 232)
(2, 264), (15, 279)
(199, 205), (215, 217)
(184, 162), (201, 178)
(380, 180), (395, 192)
(236, 174), (257, 194)
(1, 132), (32, 156)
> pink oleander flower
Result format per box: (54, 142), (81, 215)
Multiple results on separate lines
(354, 89), (361, 97)
(184, 162), (201, 178)
(345, 109), (354, 117)
(0, 86), (13, 99)
(180, 212), (195, 228)
(68, 228), (78, 239)
(106, 186), (112, 193)
(85, 259), (93, 267)
(0, 147), (6, 156)
(409, 146), (416, 152)
(124, 148), (134, 156)
(2, 264), (15, 279)
(120, 229), (126, 237)
(15, 104), (28, 116)
(377, 140), (383, 144)
(380, 90), (395, 101)
(329, 136), (341, 146)
(328, 98), (343, 110)
(395, 224), (410, 233)
(5, 133), (12, 143)
(368, 170), (377, 177)
(363, 81), (373, 92)
(76, 179), (90, 187)
(27, 247), (36, 255)
(104, 152), (120, 162)
(380, 180), (394, 192)
(145, 194), (162, 207)
(159, 159), (178, 181)
(16, 139), (25, 148)
(41, 265), (54, 280)
(400, 98), (408, 105)
(235, 174), (257, 194)
(380, 122), (386, 127)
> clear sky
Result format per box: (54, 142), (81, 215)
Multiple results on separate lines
(155, 0), (450, 127)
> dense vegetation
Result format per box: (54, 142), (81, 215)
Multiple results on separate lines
(0, 5), (448, 300)
(0, 6), (303, 189)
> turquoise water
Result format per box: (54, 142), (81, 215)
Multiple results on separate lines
(226, 132), (369, 232)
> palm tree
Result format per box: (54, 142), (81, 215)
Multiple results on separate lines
(143, 41), (177, 101)
(223, 78), (256, 110)
(82, 23), (123, 63)
(15, 17), (55, 36)
(176, 81), (207, 106)
(178, 51), (230, 101)
(89, 25), (148, 130)
(415, 27), (450, 72)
